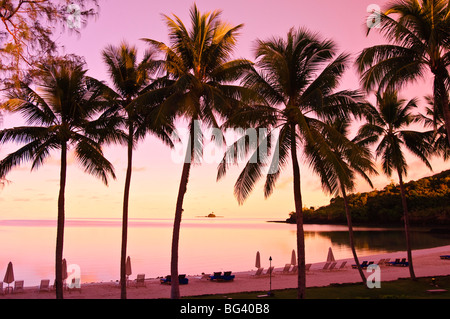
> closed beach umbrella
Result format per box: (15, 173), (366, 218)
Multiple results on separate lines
(126, 256), (132, 277)
(62, 259), (68, 281)
(327, 247), (335, 262)
(3, 262), (14, 286)
(255, 251), (261, 269)
(291, 249), (297, 265)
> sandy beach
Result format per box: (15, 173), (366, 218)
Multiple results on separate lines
(1, 245), (449, 299)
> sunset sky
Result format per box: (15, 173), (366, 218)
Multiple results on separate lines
(0, 0), (448, 221)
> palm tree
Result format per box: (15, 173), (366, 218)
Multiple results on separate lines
(416, 95), (450, 159)
(310, 119), (377, 285)
(357, 0), (450, 145)
(0, 58), (117, 299)
(100, 42), (174, 299)
(142, 5), (252, 299)
(355, 90), (434, 280)
(218, 28), (365, 298)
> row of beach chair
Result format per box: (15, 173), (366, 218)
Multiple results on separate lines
(351, 258), (411, 269)
(386, 258), (409, 267)
(38, 278), (82, 293)
(209, 271), (235, 282)
(253, 266), (276, 276)
(160, 274), (188, 285)
(253, 261), (348, 276)
(352, 258), (395, 269)
(320, 261), (347, 271)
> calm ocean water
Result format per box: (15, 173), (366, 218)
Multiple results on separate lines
(0, 218), (449, 287)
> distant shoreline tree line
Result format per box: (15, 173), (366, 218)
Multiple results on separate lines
(1, 0), (449, 300)
(286, 169), (450, 226)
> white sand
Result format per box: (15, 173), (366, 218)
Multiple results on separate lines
(2, 245), (449, 299)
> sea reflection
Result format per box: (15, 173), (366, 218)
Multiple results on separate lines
(0, 218), (448, 287)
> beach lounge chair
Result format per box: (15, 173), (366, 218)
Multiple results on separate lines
(288, 265), (298, 274)
(209, 272), (222, 281)
(399, 258), (408, 266)
(39, 279), (50, 292)
(136, 274), (146, 287)
(254, 268), (264, 276)
(322, 262), (330, 270)
(440, 255), (450, 260)
(221, 271), (235, 281)
(328, 262), (337, 270)
(160, 275), (171, 284)
(389, 258), (408, 267)
(338, 261), (347, 269)
(14, 280), (24, 293)
(264, 266), (274, 276)
(178, 274), (189, 285)
(282, 264), (291, 273)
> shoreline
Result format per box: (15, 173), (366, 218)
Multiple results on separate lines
(1, 244), (449, 299)
(268, 220), (450, 230)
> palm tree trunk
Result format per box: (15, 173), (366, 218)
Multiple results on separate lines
(55, 141), (67, 299)
(290, 125), (306, 299)
(397, 170), (416, 280)
(120, 122), (133, 299)
(170, 125), (194, 299)
(342, 186), (366, 285)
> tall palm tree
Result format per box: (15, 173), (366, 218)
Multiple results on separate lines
(218, 28), (365, 298)
(357, 0), (450, 144)
(310, 119), (377, 285)
(100, 42), (174, 299)
(0, 58), (117, 299)
(355, 90), (434, 280)
(142, 5), (252, 299)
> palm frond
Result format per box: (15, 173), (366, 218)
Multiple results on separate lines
(263, 124), (292, 198)
(73, 135), (116, 186)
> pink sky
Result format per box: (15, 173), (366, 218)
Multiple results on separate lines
(0, 0), (448, 220)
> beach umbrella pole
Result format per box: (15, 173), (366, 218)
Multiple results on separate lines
(268, 256), (273, 297)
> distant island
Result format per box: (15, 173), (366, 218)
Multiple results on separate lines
(196, 212), (224, 218)
(282, 169), (450, 226)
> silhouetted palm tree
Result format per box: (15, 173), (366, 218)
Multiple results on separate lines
(416, 95), (450, 159)
(355, 90), (434, 280)
(101, 42), (174, 299)
(142, 4), (252, 299)
(0, 58), (117, 298)
(357, 0), (450, 144)
(218, 28), (365, 298)
(311, 118), (377, 285)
